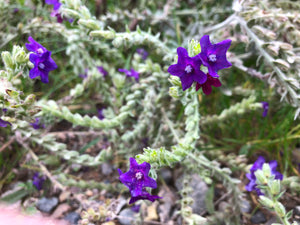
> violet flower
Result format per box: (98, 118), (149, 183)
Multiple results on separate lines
(118, 158), (161, 204)
(136, 48), (148, 60)
(26, 36), (57, 83)
(32, 172), (46, 191)
(30, 118), (45, 130)
(45, 0), (72, 23)
(97, 66), (108, 77)
(261, 102), (269, 117)
(168, 47), (207, 91)
(245, 156), (283, 195)
(0, 119), (11, 127)
(198, 35), (232, 78)
(118, 68), (139, 82)
(45, 0), (61, 10)
(79, 69), (88, 79)
(195, 73), (222, 95)
(98, 108), (105, 120)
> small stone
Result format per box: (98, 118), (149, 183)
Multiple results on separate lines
(240, 198), (251, 213)
(101, 162), (113, 176)
(250, 210), (267, 224)
(64, 212), (81, 225)
(119, 208), (136, 225)
(52, 203), (71, 218)
(159, 168), (172, 185)
(85, 189), (93, 197)
(294, 206), (300, 216)
(36, 197), (59, 213)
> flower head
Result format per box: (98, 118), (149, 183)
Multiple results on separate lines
(118, 158), (161, 204)
(118, 68), (139, 82)
(168, 47), (207, 91)
(32, 172), (46, 190)
(30, 118), (45, 130)
(199, 35), (232, 77)
(245, 156), (283, 195)
(28, 51), (57, 83)
(45, 0), (61, 10)
(98, 108), (105, 120)
(97, 66), (108, 77)
(195, 73), (222, 95)
(0, 119), (11, 127)
(25, 36), (47, 55)
(261, 102), (269, 117)
(136, 48), (148, 60)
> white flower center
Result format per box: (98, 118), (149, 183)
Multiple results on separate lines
(38, 63), (45, 69)
(208, 54), (217, 62)
(185, 65), (193, 73)
(37, 48), (44, 54)
(135, 172), (143, 180)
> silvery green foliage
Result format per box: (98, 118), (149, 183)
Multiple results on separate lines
(1, 0), (300, 224)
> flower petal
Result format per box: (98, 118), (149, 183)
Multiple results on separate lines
(168, 64), (185, 77)
(180, 75), (194, 91)
(202, 83), (212, 95)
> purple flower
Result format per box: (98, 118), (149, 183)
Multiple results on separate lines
(195, 73), (222, 95)
(79, 69), (88, 79)
(198, 35), (232, 78)
(98, 108), (105, 120)
(0, 119), (11, 127)
(118, 158), (161, 204)
(168, 47), (207, 91)
(32, 172), (46, 190)
(25, 36), (47, 55)
(136, 48), (148, 60)
(118, 68), (139, 82)
(2, 108), (7, 113)
(261, 102), (269, 117)
(245, 156), (283, 195)
(97, 66), (108, 77)
(26, 37), (57, 83)
(45, 0), (61, 10)
(30, 118), (45, 130)
(51, 10), (63, 23)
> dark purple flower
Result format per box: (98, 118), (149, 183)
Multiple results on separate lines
(45, 0), (61, 10)
(136, 48), (148, 60)
(245, 156), (283, 195)
(28, 51), (57, 83)
(118, 158), (161, 204)
(30, 118), (45, 130)
(168, 47), (207, 91)
(98, 108), (105, 120)
(261, 102), (269, 117)
(2, 108), (7, 113)
(25, 36), (47, 55)
(131, 204), (141, 213)
(198, 35), (232, 78)
(97, 66), (108, 77)
(51, 10), (63, 23)
(79, 69), (88, 79)
(195, 73), (222, 95)
(32, 172), (46, 190)
(0, 119), (11, 127)
(118, 68), (139, 82)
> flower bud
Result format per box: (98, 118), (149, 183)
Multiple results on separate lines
(262, 163), (271, 178)
(15, 51), (28, 64)
(270, 179), (281, 195)
(61, 8), (80, 18)
(2, 51), (14, 69)
(259, 196), (274, 208)
(24, 94), (36, 105)
(112, 37), (124, 48)
(90, 30), (115, 39)
(273, 59), (290, 71)
(79, 6), (92, 19)
(78, 19), (101, 30)
(168, 75), (181, 86)
(274, 202), (286, 218)
(255, 170), (268, 185)
(169, 86), (181, 99)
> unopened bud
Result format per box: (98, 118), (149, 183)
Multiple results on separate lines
(90, 30), (115, 39)
(2, 51), (14, 69)
(273, 59), (290, 71)
(61, 8), (80, 18)
(112, 37), (124, 48)
(274, 202), (286, 218)
(168, 75), (181, 86)
(169, 86), (181, 99)
(79, 6), (92, 19)
(270, 179), (281, 195)
(24, 94), (36, 105)
(15, 51), (28, 64)
(255, 170), (268, 185)
(78, 19), (101, 30)
(259, 196), (274, 208)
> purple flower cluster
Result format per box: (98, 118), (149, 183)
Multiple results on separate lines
(45, 0), (72, 23)
(245, 156), (283, 195)
(118, 158), (161, 204)
(30, 118), (45, 130)
(118, 68), (139, 82)
(26, 36), (57, 83)
(32, 172), (46, 190)
(168, 35), (231, 94)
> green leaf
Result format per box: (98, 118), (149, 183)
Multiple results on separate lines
(0, 188), (29, 204)
(205, 184), (215, 214)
